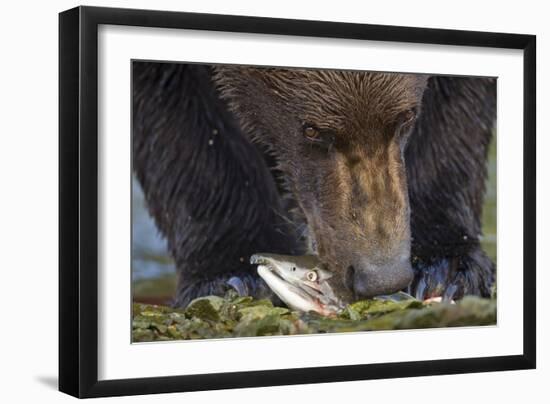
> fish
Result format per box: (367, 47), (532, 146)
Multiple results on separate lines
(251, 253), (353, 316)
(251, 253), (417, 316)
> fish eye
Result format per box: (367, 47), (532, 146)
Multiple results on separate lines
(292, 267), (296, 271)
(306, 271), (318, 282)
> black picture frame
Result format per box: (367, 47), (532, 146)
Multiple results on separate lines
(59, 5), (536, 398)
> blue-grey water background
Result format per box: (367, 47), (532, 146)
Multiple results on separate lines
(132, 140), (497, 303)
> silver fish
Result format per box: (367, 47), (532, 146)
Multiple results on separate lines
(251, 253), (352, 316)
(251, 253), (416, 316)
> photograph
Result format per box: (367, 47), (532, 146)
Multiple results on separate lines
(54, 4), (536, 399)
(131, 61), (498, 341)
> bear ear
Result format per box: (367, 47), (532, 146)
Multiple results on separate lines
(213, 65), (271, 85)
(212, 64), (252, 80)
(215, 65), (299, 90)
(213, 65), (300, 107)
(213, 65), (271, 99)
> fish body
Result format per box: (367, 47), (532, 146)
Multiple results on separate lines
(252, 253), (416, 316)
(251, 253), (351, 316)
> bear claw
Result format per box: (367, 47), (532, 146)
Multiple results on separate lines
(226, 276), (249, 296)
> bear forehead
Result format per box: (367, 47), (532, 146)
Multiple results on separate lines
(216, 66), (428, 130)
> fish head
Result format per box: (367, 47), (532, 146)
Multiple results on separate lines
(251, 253), (353, 316)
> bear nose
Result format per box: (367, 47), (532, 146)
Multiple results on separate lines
(346, 258), (414, 298)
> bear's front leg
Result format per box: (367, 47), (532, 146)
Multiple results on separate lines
(409, 247), (495, 300)
(132, 62), (303, 309)
(403, 76), (496, 302)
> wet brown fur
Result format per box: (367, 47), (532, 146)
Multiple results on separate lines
(214, 67), (427, 286)
(133, 62), (495, 306)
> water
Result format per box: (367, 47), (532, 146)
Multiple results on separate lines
(131, 177), (175, 281)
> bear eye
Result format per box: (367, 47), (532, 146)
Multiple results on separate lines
(396, 108), (418, 142)
(399, 108), (418, 128)
(405, 108), (417, 122)
(302, 124), (336, 151)
(303, 126), (320, 140)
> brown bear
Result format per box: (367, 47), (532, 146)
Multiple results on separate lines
(132, 62), (496, 308)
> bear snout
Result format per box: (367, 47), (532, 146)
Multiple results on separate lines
(345, 256), (414, 298)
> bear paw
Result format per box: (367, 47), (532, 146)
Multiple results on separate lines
(409, 248), (495, 301)
(172, 272), (276, 308)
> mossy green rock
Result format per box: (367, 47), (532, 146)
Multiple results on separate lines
(345, 298), (424, 320)
(132, 294), (496, 342)
(185, 296), (224, 322)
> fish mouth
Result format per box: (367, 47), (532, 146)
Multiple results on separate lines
(251, 254), (342, 316)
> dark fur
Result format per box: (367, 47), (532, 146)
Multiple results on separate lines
(133, 62), (496, 307)
(133, 63), (303, 306)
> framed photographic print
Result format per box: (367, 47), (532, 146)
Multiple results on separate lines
(59, 6), (536, 398)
